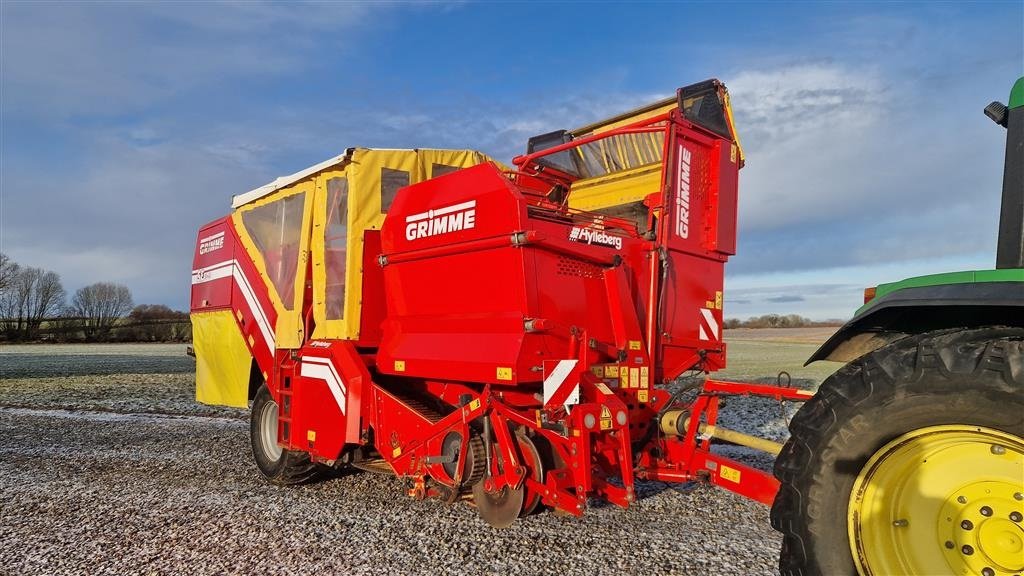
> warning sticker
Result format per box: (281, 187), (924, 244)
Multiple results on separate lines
(720, 465), (741, 483)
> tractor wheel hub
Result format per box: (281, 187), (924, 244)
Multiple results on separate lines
(978, 518), (1023, 570)
(940, 482), (1024, 575)
(849, 425), (1024, 576)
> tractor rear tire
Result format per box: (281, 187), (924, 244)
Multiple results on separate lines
(250, 384), (321, 486)
(771, 327), (1024, 576)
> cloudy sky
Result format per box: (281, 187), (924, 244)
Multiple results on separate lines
(2, 1), (1021, 319)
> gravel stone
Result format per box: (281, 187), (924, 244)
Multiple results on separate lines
(0, 344), (816, 575)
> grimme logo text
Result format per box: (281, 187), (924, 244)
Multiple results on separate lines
(676, 144), (692, 239)
(199, 231), (225, 254)
(405, 200), (476, 240)
(569, 227), (623, 250)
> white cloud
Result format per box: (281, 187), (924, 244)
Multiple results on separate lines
(2, 3), (1018, 317)
(729, 64), (885, 144)
(721, 59), (1006, 284)
(0, 2), (378, 118)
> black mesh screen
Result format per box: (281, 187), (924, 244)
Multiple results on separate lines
(678, 80), (733, 140)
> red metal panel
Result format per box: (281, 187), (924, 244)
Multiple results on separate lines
(288, 340), (369, 460)
(357, 230), (386, 346)
(377, 163), (641, 386)
(655, 118), (739, 378)
(191, 218), (234, 311)
(712, 141), (739, 255)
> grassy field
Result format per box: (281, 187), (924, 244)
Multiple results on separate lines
(0, 328), (848, 575)
(0, 329), (842, 385)
(0, 342), (192, 378)
(717, 327), (842, 388)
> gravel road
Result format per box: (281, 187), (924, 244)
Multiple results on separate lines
(0, 344), (815, 575)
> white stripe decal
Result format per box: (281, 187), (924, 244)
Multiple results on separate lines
(191, 260), (233, 283)
(301, 356), (348, 395)
(192, 259), (275, 353)
(700, 308), (719, 339)
(232, 267), (275, 353)
(405, 200), (477, 223)
(698, 324), (709, 341)
(300, 360), (347, 415)
(543, 359), (579, 407)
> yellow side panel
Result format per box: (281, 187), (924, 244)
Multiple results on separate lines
(722, 90), (746, 164)
(192, 310), (251, 408)
(568, 164), (662, 212)
(336, 149), (419, 340)
(312, 148), (496, 340)
(310, 166), (349, 340)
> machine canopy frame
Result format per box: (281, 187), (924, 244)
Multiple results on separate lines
(231, 148), (498, 346)
(517, 78), (743, 217)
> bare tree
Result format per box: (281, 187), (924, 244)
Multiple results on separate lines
(1, 267), (66, 339)
(0, 253), (20, 334)
(0, 253), (19, 293)
(71, 282), (134, 341)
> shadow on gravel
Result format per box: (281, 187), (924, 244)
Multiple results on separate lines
(1, 354), (195, 378)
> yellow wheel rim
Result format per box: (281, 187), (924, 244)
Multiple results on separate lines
(848, 425), (1024, 576)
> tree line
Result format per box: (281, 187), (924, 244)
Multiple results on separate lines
(723, 314), (844, 329)
(0, 253), (190, 342)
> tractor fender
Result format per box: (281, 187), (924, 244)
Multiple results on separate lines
(806, 281), (1024, 364)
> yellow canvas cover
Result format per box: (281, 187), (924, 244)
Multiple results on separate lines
(229, 148), (495, 347)
(231, 181), (315, 349)
(193, 310), (251, 407)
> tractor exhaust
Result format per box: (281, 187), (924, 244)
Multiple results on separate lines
(986, 79), (1024, 269)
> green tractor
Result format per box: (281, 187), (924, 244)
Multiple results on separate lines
(771, 78), (1024, 575)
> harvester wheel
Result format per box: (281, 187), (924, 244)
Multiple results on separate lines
(516, 432), (544, 517)
(772, 327), (1023, 576)
(250, 385), (321, 486)
(472, 479), (525, 529)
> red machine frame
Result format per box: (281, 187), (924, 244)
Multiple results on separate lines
(191, 79), (812, 523)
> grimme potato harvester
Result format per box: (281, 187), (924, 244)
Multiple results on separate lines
(192, 78), (1024, 575)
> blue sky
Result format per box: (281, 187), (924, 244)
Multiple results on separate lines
(2, 1), (1022, 319)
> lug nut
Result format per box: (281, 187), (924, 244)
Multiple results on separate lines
(961, 519), (974, 530)
(981, 506), (993, 517)
(958, 495), (968, 504)
(1014, 492), (1023, 501)
(944, 540), (955, 549)
(892, 519), (909, 527)
(1011, 511), (1023, 523)
(962, 544), (975, 555)
(982, 568), (995, 576)
(991, 444), (1006, 455)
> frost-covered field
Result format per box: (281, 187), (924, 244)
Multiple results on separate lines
(1, 343), (194, 378)
(0, 333), (838, 576)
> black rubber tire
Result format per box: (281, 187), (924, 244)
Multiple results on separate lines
(771, 326), (1024, 576)
(250, 384), (321, 486)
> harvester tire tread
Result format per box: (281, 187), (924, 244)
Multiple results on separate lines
(251, 385), (322, 486)
(770, 326), (1023, 575)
